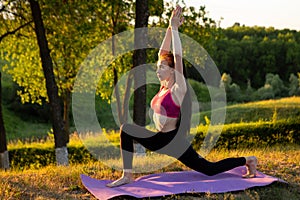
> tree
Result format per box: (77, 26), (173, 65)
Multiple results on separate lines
(265, 73), (287, 97)
(288, 73), (300, 96)
(1, 1), (123, 134)
(102, 0), (133, 125)
(30, 1), (115, 134)
(215, 25), (300, 88)
(254, 73), (288, 100)
(0, 72), (9, 169)
(0, 0), (33, 169)
(29, 0), (68, 165)
(220, 73), (241, 102)
(133, 0), (149, 126)
(131, 0), (149, 155)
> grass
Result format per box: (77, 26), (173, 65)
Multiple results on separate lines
(198, 97), (300, 124)
(2, 105), (51, 141)
(1, 91), (300, 199)
(4, 96), (300, 142)
(1, 144), (299, 199)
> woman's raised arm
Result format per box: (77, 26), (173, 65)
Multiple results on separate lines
(158, 27), (172, 57)
(170, 6), (186, 99)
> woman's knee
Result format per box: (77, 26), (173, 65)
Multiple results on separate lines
(120, 123), (129, 137)
(120, 123), (138, 140)
(120, 123), (135, 133)
(120, 123), (127, 132)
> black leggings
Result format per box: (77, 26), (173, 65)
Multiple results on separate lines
(120, 123), (246, 176)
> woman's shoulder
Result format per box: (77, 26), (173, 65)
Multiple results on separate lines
(170, 83), (185, 106)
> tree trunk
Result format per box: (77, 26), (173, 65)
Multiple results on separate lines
(29, 0), (68, 165)
(111, 30), (124, 124)
(122, 71), (133, 123)
(133, 0), (149, 126)
(113, 67), (124, 124)
(0, 72), (9, 170)
(133, 0), (149, 156)
(63, 91), (71, 139)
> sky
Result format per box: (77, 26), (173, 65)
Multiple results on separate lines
(181, 0), (300, 31)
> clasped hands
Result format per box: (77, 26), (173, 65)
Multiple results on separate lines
(169, 5), (184, 29)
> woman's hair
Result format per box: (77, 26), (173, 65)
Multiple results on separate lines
(160, 52), (192, 136)
(159, 53), (174, 68)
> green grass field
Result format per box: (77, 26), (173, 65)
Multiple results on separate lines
(198, 96), (300, 124)
(3, 104), (51, 141)
(1, 97), (300, 199)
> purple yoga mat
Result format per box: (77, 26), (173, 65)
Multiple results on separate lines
(81, 166), (286, 200)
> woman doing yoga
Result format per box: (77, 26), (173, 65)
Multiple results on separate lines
(107, 5), (257, 188)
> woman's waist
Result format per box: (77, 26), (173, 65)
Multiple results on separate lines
(153, 113), (178, 132)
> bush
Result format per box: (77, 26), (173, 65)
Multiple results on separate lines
(1, 80), (18, 104)
(252, 73), (289, 101)
(192, 120), (300, 150)
(9, 146), (96, 170)
(289, 73), (300, 96)
(188, 79), (210, 102)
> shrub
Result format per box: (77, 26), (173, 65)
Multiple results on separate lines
(192, 120), (300, 150)
(220, 73), (243, 102)
(289, 73), (300, 96)
(188, 79), (210, 102)
(253, 73), (289, 100)
(9, 146), (96, 170)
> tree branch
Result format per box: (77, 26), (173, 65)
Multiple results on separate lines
(0, 20), (32, 42)
(0, 5), (6, 13)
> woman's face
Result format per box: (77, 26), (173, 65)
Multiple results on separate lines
(156, 59), (174, 82)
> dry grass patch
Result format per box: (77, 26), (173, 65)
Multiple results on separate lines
(1, 145), (299, 199)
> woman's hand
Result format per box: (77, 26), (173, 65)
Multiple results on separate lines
(169, 5), (184, 29)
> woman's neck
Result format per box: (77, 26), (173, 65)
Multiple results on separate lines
(163, 77), (175, 89)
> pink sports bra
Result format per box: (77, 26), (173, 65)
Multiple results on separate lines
(150, 87), (181, 118)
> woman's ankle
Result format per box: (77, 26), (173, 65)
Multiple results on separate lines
(123, 169), (133, 177)
(245, 156), (257, 164)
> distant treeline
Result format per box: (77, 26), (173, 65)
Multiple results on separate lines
(210, 24), (300, 89)
(2, 23), (300, 123)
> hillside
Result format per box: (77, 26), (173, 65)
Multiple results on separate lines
(198, 97), (300, 125)
(2, 96), (300, 142)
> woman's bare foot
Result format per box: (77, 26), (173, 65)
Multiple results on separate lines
(106, 176), (133, 187)
(243, 156), (258, 178)
(106, 171), (133, 188)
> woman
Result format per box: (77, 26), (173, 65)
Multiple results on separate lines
(107, 6), (257, 188)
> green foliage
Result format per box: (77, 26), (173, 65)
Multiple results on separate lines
(95, 95), (119, 129)
(8, 118), (300, 170)
(193, 119), (300, 150)
(0, 1), (136, 137)
(9, 147), (56, 170)
(183, 5), (221, 52)
(2, 35), (47, 105)
(213, 25), (300, 89)
(8, 146), (96, 170)
(148, 0), (164, 16)
(255, 84), (274, 100)
(3, 104), (51, 140)
(0, 70), (17, 104)
(265, 73), (288, 96)
(288, 73), (300, 96)
(6, 96), (300, 170)
(188, 79), (210, 102)
(217, 71), (299, 102)
(253, 73), (288, 100)
(194, 97), (300, 150)
(220, 73), (242, 102)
